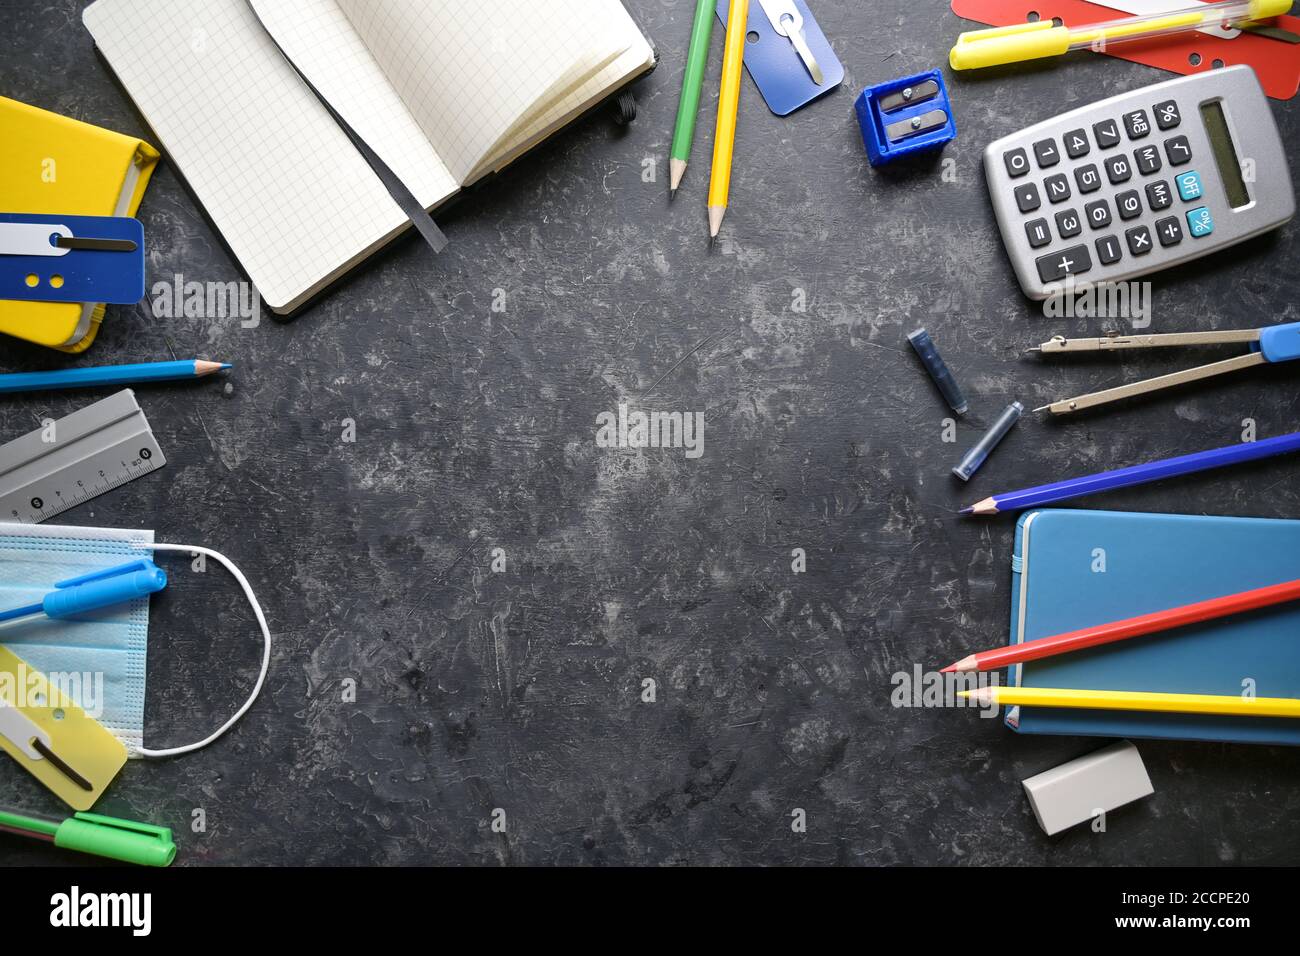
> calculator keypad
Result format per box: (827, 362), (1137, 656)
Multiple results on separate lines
(1123, 109), (1151, 139)
(986, 67), (1292, 300)
(1074, 164), (1101, 193)
(1014, 183), (1041, 212)
(1063, 129), (1090, 159)
(1035, 244), (1092, 282)
(1093, 119), (1120, 148)
(1126, 226), (1153, 255)
(1044, 173), (1071, 203)
(1164, 135), (1193, 165)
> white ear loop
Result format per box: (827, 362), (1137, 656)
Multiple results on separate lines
(130, 542), (272, 759)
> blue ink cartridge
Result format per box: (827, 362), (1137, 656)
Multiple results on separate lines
(907, 327), (968, 415)
(854, 70), (956, 167)
(952, 402), (1023, 482)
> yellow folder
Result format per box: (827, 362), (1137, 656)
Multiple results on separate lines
(0, 95), (159, 352)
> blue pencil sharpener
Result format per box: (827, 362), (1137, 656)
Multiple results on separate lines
(854, 69), (957, 167)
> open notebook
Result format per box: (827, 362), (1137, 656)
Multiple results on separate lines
(83, 0), (656, 313)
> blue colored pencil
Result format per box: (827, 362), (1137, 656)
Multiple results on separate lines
(0, 360), (230, 395)
(962, 431), (1300, 515)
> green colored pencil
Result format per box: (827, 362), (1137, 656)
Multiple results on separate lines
(669, 0), (716, 195)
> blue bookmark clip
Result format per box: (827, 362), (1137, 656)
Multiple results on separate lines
(0, 213), (145, 305)
(717, 0), (843, 116)
(0, 560), (167, 624)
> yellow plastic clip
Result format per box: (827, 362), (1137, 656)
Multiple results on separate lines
(0, 644), (127, 810)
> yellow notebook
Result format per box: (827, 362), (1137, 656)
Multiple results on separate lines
(0, 95), (159, 352)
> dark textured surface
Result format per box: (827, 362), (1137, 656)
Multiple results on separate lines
(2, 0), (1299, 866)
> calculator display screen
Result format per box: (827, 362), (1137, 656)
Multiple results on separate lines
(1200, 100), (1250, 209)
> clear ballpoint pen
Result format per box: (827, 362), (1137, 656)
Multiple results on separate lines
(950, 0), (1294, 70)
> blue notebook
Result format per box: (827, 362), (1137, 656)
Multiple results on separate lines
(1008, 510), (1300, 745)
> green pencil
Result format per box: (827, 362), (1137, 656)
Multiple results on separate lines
(670, 0), (717, 195)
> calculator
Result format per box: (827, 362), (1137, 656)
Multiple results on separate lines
(984, 66), (1294, 301)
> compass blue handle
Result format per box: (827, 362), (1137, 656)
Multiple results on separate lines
(1258, 322), (1300, 364)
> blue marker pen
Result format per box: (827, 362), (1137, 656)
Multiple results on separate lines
(0, 560), (167, 624)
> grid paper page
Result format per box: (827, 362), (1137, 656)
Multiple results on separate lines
(479, 9), (654, 178)
(337, 0), (630, 185)
(83, 0), (410, 312)
(249, 0), (458, 210)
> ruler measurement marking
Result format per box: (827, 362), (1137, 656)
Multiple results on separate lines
(0, 390), (166, 524)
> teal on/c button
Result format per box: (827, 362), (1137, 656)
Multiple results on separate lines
(1177, 170), (1204, 201)
(1187, 206), (1214, 237)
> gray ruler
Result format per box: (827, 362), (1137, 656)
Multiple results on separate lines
(0, 389), (166, 523)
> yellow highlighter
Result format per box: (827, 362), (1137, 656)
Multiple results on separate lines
(960, 685), (1300, 719)
(950, 0), (1293, 70)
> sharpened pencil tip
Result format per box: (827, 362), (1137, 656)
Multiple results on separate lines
(959, 506), (973, 516)
(669, 159), (686, 194)
(708, 205), (726, 238)
(220, 363), (232, 371)
(940, 664), (956, 673)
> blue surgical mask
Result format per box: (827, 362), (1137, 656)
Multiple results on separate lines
(0, 523), (153, 756)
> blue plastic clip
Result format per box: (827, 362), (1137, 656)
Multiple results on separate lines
(854, 69), (957, 167)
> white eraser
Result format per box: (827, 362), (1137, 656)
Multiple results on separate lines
(1022, 740), (1154, 836)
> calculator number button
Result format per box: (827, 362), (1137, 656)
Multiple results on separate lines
(1105, 154), (1132, 184)
(1154, 100), (1181, 130)
(1015, 182), (1042, 212)
(1126, 225), (1154, 256)
(1093, 119), (1121, 149)
(1116, 190), (1143, 221)
(1176, 170), (1204, 201)
(1025, 218), (1052, 248)
(1155, 216), (1184, 246)
(1036, 244), (1093, 282)
(1063, 129), (1090, 159)
(1187, 206), (1215, 237)
(1085, 199), (1111, 230)
(1123, 110), (1151, 139)
(1146, 180), (1172, 211)
(1055, 208), (1082, 239)
(1044, 173), (1072, 204)
(1004, 148), (1031, 178)
(1165, 135), (1193, 166)
(1134, 145), (1162, 175)
(1033, 138), (1061, 168)
(1095, 235), (1122, 266)
(1074, 163), (1102, 194)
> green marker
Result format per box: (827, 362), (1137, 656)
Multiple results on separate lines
(669, 0), (717, 195)
(0, 808), (176, 866)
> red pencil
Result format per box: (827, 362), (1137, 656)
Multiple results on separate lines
(942, 576), (1300, 673)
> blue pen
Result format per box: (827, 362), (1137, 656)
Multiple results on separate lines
(1030, 322), (1300, 416)
(0, 561), (168, 624)
(0, 360), (230, 396)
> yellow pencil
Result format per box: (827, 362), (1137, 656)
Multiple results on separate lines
(960, 686), (1300, 719)
(708, 0), (750, 238)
